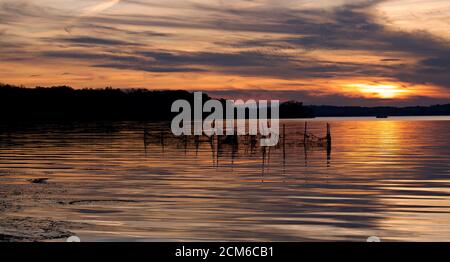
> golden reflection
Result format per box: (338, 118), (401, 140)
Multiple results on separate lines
(1, 120), (450, 241)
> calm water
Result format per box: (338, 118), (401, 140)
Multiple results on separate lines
(1, 117), (450, 241)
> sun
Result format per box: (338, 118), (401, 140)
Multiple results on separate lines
(347, 83), (409, 99)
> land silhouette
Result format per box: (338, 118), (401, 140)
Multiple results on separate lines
(0, 83), (449, 122)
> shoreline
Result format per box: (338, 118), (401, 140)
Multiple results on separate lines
(0, 175), (84, 242)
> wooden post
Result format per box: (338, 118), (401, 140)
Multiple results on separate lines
(143, 128), (148, 156)
(283, 124), (286, 161)
(326, 123), (332, 157)
(304, 122), (308, 145)
(195, 135), (200, 155)
(160, 130), (165, 152)
(262, 146), (266, 164)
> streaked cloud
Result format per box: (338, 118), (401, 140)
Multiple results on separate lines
(0, 0), (449, 105)
(81, 0), (121, 17)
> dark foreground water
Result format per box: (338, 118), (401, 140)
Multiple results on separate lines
(1, 117), (450, 241)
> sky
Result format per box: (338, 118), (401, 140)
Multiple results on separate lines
(0, 0), (449, 106)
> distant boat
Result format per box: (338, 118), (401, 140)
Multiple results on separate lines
(376, 115), (389, 119)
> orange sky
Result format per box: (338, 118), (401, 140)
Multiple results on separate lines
(0, 0), (449, 106)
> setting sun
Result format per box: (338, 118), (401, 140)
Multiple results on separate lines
(347, 84), (409, 99)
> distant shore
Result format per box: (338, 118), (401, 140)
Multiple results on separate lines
(1, 84), (449, 122)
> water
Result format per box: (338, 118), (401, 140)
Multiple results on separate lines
(1, 117), (450, 241)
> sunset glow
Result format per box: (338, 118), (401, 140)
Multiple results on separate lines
(348, 84), (409, 99)
(0, 0), (449, 106)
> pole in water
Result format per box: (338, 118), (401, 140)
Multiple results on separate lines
(144, 128), (148, 156)
(195, 135), (200, 155)
(160, 130), (165, 152)
(282, 124), (286, 162)
(304, 122), (308, 145)
(326, 123), (332, 160)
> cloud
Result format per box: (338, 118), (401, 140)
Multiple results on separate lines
(28, 0), (449, 86)
(212, 2), (450, 87)
(95, 3), (448, 66)
(93, 63), (205, 73)
(81, 0), (121, 17)
(51, 36), (139, 46)
(0, 0), (449, 106)
(139, 50), (289, 67)
(0, 1), (67, 22)
(38, 48), (369, 78)
(40, 50), (204, 73)
(422, 57), (450, 70)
